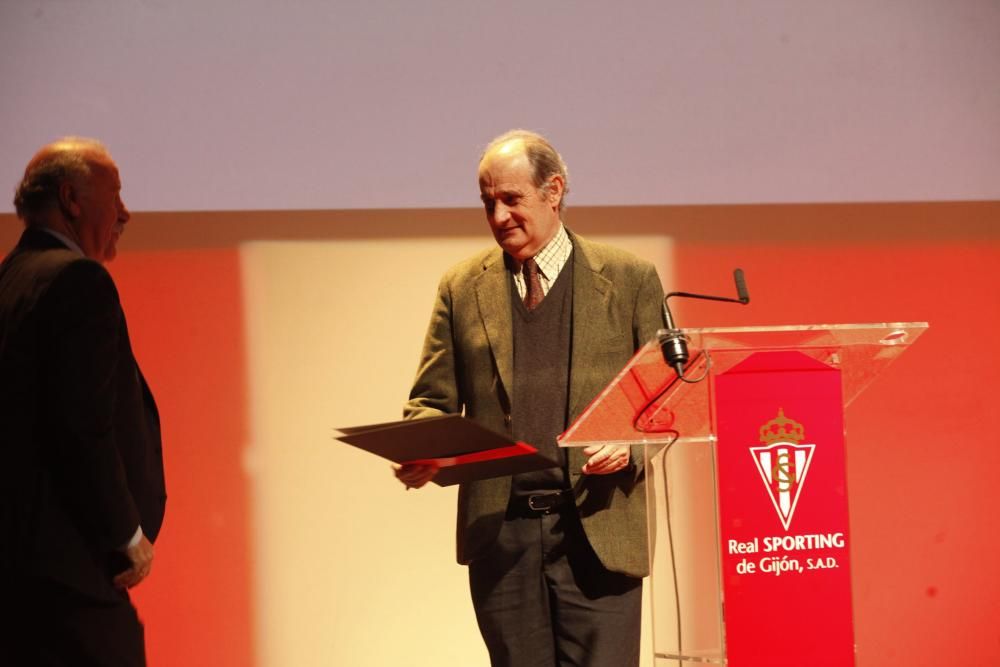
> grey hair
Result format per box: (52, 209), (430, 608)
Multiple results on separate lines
(13, 136), (108, 222)
(481, 129), (570, 212)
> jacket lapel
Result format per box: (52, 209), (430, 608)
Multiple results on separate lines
(472, 234), (615, 422)
(568, 235), (613, 420)
(474, 251), (514, 404)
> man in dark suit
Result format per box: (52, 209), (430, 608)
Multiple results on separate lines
(396, 130), (665, 666)
(0, 137), (166, 666)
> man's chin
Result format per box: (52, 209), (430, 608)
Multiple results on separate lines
(499, 240), (531, 262)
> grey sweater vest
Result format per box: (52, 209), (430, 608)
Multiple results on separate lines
(509, 258), (574, 497)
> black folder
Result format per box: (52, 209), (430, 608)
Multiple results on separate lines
(334, 415), (559, 486)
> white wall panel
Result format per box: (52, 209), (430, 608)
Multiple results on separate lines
(241, 235), (672, 666)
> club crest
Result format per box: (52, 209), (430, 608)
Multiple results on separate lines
(750, 409), (815, 531)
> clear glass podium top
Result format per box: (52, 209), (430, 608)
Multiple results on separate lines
(558, 322), (928, 448)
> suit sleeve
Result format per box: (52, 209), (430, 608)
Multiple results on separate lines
(41, 260), (140, 552)
(633, 261), (666, 347)
(404, 274), (462, 420)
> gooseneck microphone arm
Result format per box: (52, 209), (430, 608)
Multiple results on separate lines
(660, 268), (751, 382)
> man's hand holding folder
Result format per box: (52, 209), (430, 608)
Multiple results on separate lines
(394, 462), (439, 489)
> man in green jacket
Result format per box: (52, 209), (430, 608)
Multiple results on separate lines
(397, 129), (665, 666)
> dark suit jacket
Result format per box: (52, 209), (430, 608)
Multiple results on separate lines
(0, 227), (166, 603)
(405, 231), (664, 578)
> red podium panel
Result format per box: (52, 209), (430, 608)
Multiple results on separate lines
(559, 323), (927, 667)
(715, 352), (853, 666)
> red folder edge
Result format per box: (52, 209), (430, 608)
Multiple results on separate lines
(402, 442), (537, 468)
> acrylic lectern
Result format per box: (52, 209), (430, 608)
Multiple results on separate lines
(558, 323), (927, 667)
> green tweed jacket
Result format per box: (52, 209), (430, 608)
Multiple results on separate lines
(404, 231), (665, 578)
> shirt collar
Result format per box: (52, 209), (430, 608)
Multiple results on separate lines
(38, 227), (85, 257)
(529, 223), (572, 280)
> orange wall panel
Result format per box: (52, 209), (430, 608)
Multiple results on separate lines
(110, 249), (251, 667)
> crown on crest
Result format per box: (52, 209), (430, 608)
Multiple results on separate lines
(759, 408), (804, 444)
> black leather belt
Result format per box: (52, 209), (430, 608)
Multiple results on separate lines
(508, 490), (573, 517)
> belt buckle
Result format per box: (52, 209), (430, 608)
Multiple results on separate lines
(527, 493), (558, 514)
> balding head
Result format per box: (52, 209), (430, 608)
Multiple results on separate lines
(13, 137), (130, 263)
(480, 130), (569, 212)
(14, 137), (111, 223)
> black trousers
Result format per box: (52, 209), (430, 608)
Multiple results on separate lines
(2, 577), (146, 667)
(469, 507), (642, 667)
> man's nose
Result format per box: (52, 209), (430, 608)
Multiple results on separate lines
(492, 202), (510, 223)
(119, 197), (131, 222)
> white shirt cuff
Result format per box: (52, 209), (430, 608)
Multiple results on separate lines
(125, 525), (143, 549)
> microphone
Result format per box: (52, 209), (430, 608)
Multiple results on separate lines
(734, 268), (750, 304)
(660, 268), (751, 381)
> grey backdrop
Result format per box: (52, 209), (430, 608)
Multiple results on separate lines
(2, 0), (998, 212)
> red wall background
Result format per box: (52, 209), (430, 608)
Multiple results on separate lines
(675, 236), (1000, 664)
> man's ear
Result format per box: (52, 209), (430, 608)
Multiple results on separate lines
(57, 180), (82, 219)
(545, 175), (565, 208)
